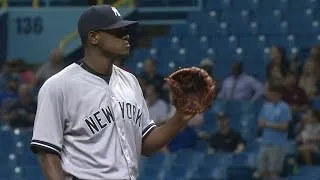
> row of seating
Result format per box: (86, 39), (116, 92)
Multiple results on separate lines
(152, 35), (320, 50)
(137, 0), (319, 9)
(188, 9), (320, 23)
(169, 22), (319, 37)
(203, 0), (319, 10)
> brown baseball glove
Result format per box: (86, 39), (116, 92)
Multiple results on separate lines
(165, 67), (217, 115)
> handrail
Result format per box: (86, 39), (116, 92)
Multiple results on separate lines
(32, 0), (40, 8)
(58, 0), (133, 50)
(97, 0), (104, 5)
(1, 0), (8, 8)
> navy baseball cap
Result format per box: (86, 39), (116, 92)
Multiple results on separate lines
(77, 5), (138, 37)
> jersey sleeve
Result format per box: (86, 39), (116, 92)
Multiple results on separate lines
(30, 79), (66, 157)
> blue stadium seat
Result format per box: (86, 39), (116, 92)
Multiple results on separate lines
(163, 164), (188, 180)
(211, 36), (238, 52)
(259, 0), (288, 9)
(267, 35), (296, 49)
(297, 166), (320, 177)
(169, 23), (199, 37)
(227, 167), (255, 180)
(198, 22), (221, 36)
(0, 165), (13, 180)
(295, 34), (320, 48)
(252, 9), (283, 23)
(22, 166), (45, 180)
(138, 164), (163, 180)
(229, 22), (253, 35)
(192, 166), (227, 180)
(231, 0), (259, 10)
(220, 10), (251, 24)
(181, 36), (209, 51)
(288, 175), (320, 180)
(187, 11), (219, 25)
(289, 0), (319, 9)
(259, 21), (288, 35)
(239, 35), (267, 51)
(244, 140), (261, 153)
(152, 36), (181, 50)
(143, 152), (167, 166)
(17, 150), (38, 167)
(231, 153), (256, 168)
(205, 0), (232, 11)
(172, 149), (203, 166)
(202, 153), (233, 167)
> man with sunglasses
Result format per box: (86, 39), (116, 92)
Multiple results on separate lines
(30, 5), (198, 180)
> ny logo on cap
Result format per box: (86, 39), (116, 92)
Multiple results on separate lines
(111, 7), (121, 17)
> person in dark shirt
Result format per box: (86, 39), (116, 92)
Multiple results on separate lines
(282, 71), (309, 112)
(208, 113), (245, 154)
(2, 84), (36, 128)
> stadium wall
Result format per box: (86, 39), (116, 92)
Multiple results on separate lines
(5, 7), (133, 64)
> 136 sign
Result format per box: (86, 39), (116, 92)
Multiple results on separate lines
(15, 16), (43, 35)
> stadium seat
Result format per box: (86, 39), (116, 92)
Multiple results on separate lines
(220, 10), (251, 24)
(172, 149), (203, 166)
(259, 0), (288, 9)
(253, 9), (283, 23)
(231, 153), (256, 168)
(169, 23), (199, 37)
(296, 166), (320, 177)
(0, 165), (13, 180)
(163, 164), (189, 180)
(227, 166), (255, 180)
(288, 175), (320, 180)
(22, 166), (45, 180)
(289, 0), (319, 9)
(231, 0), (259, 10)
(187, 11), (219, 25)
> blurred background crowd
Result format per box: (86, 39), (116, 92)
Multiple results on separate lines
(1, 0), (320, 180)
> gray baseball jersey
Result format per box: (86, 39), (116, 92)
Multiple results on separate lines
(30, 61), (157, 180)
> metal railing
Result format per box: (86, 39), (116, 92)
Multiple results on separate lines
(1, 0), (8, 8)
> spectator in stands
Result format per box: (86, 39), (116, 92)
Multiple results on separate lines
(199, 57), (213, 77)
(296, 109), (320, 165)
(217, 62), (264, 101)
(145, 84), (168, 125)
(266, 45), (289, 80)
(2, 84), (36, 128)
(265, 65), (285, 89)
(0, 62), (12, 92)
(206, 112), (245, 154)
(140, 58), (164, 91)
(283, 71), (309, 112)
(35, 48), (64, 86)
(309, 45), (320, 64)
(0, 74), (20, 109)
(254, 85), (292, 180)
(299, 59), (319, 99)
(283, 71), (309, 139)
(15, 58), (36, 86)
